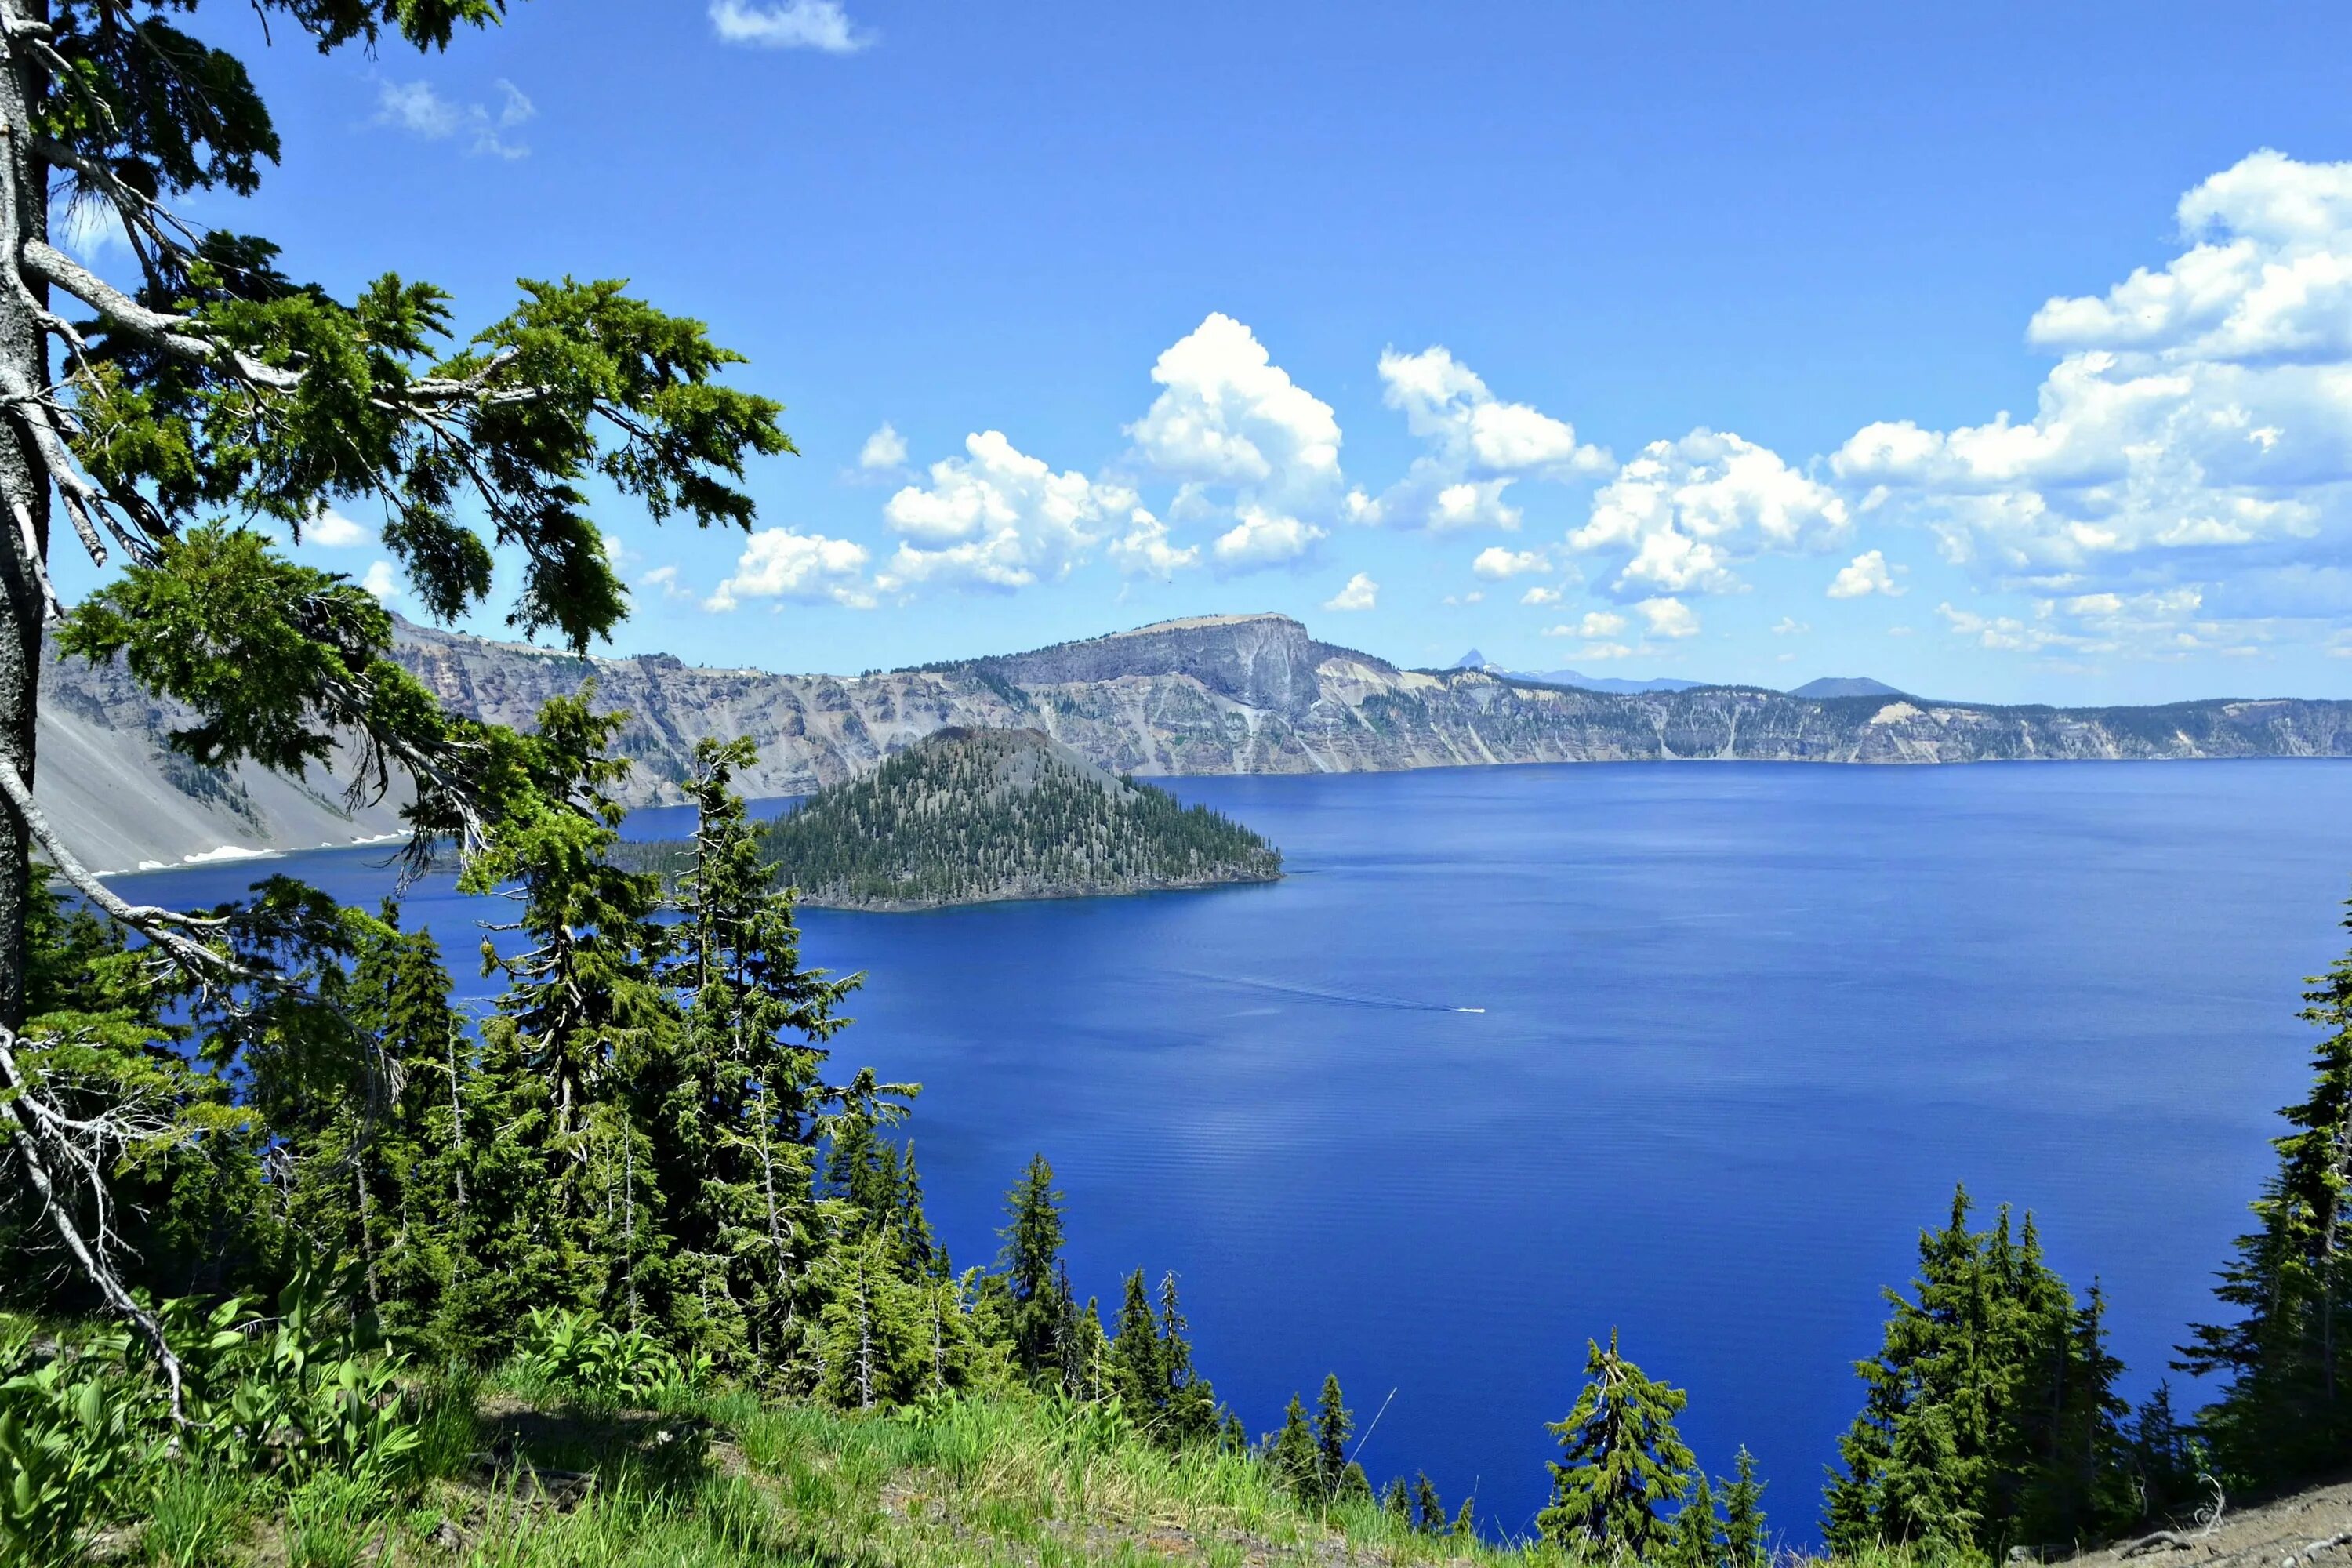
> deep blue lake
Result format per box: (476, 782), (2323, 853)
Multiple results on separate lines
(113, 760), (2352, 1545)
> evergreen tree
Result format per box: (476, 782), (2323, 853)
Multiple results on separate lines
(1825, 1185), (2133, 1558)
(2125, 1383), (2203, 1526)
(1538, 1328), (1697, 1555)
(1110, 1269), (1167, 1420)
(1267, 1393), (1321, 1503)
(1314, 1374), (1355, 1500)
(1156, 1272), (1221, 1446)
(999, 1153), (1069, 1382)
(1382, 1475), (1411, 1523)
(657, 735), (863, 1374)
(1452, 1494), (1477, 1541)
(1412, 1472), (1446, 1534)
(2181, 902), (2352, 1489)
(1671, 1472), (1722, 1568)
(1721, 1446), (1769, 1568)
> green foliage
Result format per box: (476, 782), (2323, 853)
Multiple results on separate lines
(2180, 899), (2352, 1490)
(516, 1307), (694, 1408)
(1824, 1186), (2134, 1558)
(637, 728), (1282, 908)
(1539, 1328), (1698, 1555)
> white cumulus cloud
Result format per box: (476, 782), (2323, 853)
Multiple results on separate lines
(1832, 150), (2352, 619)
(310, 508), (372, 548)
(1637, 596), (1701, 639)
(1211, 506), (1324, 571)
(1571, 430), (1849, 593)
(709, 0), (873, 52)
(858, 422), (908, 470)
(877, 430), (1131, 591)
(1360, 346), (1607, 532)
(1127, 314), (1341, 508)
(1472, 546), (1552, 579)
(1828, 549), (1906, 599)
(361, 561), (401, 602)
(1105, 510), (1200, 577)
(710, 529), (872, 610)
(1323, 572), (1379, 612)
(1522, 585), (1563, 605)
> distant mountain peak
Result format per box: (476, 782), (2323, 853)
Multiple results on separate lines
(1791, 676), (1906, 699)
(1454, 648), (1498, 670)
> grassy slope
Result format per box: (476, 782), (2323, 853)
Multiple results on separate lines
(138, 1378), (1552, 1568)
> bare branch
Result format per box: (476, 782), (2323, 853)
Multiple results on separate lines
(0, 1029), (187, 1421)
(21, 239), (302, 390)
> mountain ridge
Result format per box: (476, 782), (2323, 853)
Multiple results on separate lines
(45, 612), (2352, 873)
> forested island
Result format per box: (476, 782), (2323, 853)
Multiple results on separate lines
(636, 726), (1282, 910)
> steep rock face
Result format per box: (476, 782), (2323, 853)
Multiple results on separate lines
(38, 612), (2352, 872)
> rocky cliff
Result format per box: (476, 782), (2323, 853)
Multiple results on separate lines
(44, 611), (2352, 872)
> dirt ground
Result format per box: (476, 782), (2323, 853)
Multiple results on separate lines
(2067, 1479), (2352, 1568)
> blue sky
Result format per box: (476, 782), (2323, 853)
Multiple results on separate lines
(67, 1), (2352, 702)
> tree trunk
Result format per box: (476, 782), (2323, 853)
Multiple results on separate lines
(0, 4), (55, 1032)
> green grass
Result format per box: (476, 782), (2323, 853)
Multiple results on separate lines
(62, 1379), (1998, 1568)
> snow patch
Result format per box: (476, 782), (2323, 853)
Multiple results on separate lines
(182, 844), (274, 864)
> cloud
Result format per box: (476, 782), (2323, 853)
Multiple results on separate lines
(1522, 585), (1563, 605)
(1773, 616), (1810, 636)
(1576, 611), (1628, 637)
(1211, 506), (1324, 570)
(1443, 590), (1486, 605)
(52, 194), (126, 260)
(641, 564), (695, 602)
(1323, 572), (1379, 612)
(1637, 596), (1700, 639)
(1105, 510), (1200, 576)
(1570, 429), (1849, 593)
(1828, 548), (1906, 599)
(1359, 346), (1607, 532)
(710, 528), (872, 609)
(374, 78), (534, 158)
(310, 508), (372, 548)
(361, 561), (401, 602)
(877, 430), (1131, 592)
(858, 423), (908, 470)
(709, 0), (873, 52)
(1472, 546), (1552, 579)
(1127, 314), (1341, 508)
(1832, 150), (2352, 613)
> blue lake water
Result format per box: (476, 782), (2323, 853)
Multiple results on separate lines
(114, 760), (2352, 1544)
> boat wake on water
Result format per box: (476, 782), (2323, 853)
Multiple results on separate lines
(1173, 970), (1485, 1015)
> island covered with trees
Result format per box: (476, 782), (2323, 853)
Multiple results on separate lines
(633, 727), (1283, 911)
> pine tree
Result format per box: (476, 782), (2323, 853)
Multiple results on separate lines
(1538, 1328), (1697, 1555)
(1826, 1185), (2134, 1557)
(1452, 1494), (1477, 1541)
(657, 735), (862, 1373)
(1671, 1472), (1722, 1568)
(2126, 1382), (2202, 1525)
(1721, 1446), (1769, 1568)
(1267, 1393), (1321, 1503)
(1382, 1475), (1411, 1523)
(1156, 1272), (1221, 1446)
(2182, 902), (2352, 1489)
(1412, 1472), (1446, 1534)
(1110, 1269), (1167, 1423)
(1314, 1374), (1355, 1501)
(1000, 1154), (1069, 1383)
